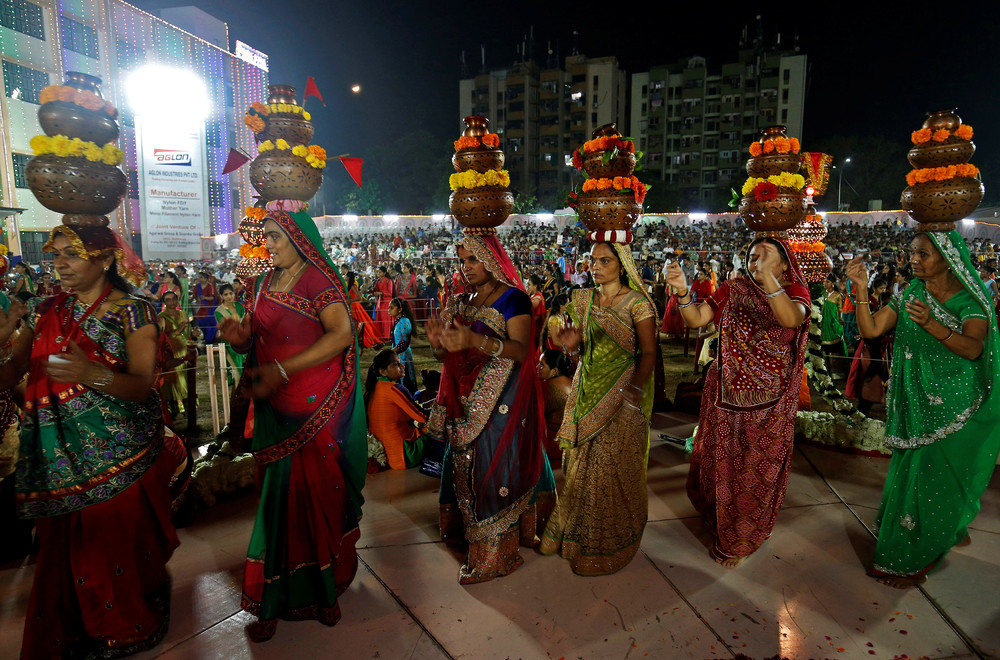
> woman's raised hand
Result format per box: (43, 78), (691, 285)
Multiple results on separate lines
(440, 322), (472, 352)
(0, 298), (26, 344)
(558, 325), (582, 352)
(845, 257), (869, 290)
(664, 262), (688, 293)
(425, 318), (444, 349)
(218, 315), (250, 346)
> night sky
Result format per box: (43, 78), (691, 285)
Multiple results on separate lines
(133, 1), (1000, 204)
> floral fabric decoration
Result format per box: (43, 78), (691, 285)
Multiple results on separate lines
(39, 85), (117, 118)
(449, 169), (511, 190)
(741, 172), (807, 195)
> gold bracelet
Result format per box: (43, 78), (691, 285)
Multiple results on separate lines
(940, 328), (955, 342)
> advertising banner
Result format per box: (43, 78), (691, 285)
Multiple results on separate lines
(137, 120), (208, 261)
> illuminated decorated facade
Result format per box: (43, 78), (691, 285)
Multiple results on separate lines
(0, 0), (267, 261)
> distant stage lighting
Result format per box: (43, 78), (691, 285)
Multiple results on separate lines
(351, 84), (361, 94)
(127, 65), (209, 124)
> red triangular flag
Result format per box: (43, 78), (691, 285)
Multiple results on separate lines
(222, 148), (251, 174)
(339, 157), (363, 188)
(303, 76), (326, 107)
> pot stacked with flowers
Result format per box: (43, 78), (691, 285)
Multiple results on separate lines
(570, 124), (647, 242)
(787, 206), (831, 282)
(738, 126), (806, 235)
(25, 72), (126, 221)
(235, 206), (272, 280)
(448, 116), (513, 231)
(900, 109), (983, 232)
(244, 84), (326, 204)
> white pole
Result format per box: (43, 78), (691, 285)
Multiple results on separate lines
(206, 345), (220, 438)
(218, 346), (230, 426)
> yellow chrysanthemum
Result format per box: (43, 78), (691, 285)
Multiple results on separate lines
(302, 111), (311, 121)
(292, 145), (308, 157)
(275, 139), (289, 150)
(30, 134), (50, 154)
(258, 140), (274, 152)
(83, 143), (103, 162)
(101, 144), (123, 165)
(50, 135), (72, 156)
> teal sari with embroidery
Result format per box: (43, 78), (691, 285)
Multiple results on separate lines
(871, 230), (1000, 578)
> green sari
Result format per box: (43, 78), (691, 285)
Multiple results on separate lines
(871, 230), (1000, 578)
(541, 243), (657, 575)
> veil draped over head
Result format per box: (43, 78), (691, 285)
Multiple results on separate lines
(607, 242), (656, 310)
(42, 218), (146, 287)
(456, 232), (525, 291)
(744, 236), (809, 293)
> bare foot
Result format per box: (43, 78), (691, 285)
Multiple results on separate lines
(710, 547), (745, 568)
(957, 533), (972, 547)
(874, 574), (927, 589)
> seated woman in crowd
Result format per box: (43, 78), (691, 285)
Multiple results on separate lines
(365, 349), (429, 470)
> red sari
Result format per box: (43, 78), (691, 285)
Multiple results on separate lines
(349, 288), (385, 348)
(687, 266), (810, 560)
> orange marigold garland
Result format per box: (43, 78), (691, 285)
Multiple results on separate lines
(581, 175), (647, 204)
(749, 136), (801, 157)
(905, 163), (980, 187)
(454, 133), (500, 151)
(911, 124), (974, 145)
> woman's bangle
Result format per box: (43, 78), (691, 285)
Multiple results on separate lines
(628, 383), (642, 392)
(855, 300), (870, 306)
(765, 288), (787, 299)
(490, 338), (504, 357)
(477, 334), (491, 354)
(678, 298), (694, 309)
(940, 328), (955, 342)
(83, 363), (114, 388)
(275, 360), (289, 383)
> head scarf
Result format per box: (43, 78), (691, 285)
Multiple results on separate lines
(456, 231), (524, 291)
(42, 217), (146, 287)
(607, 242), (656, 311)
(744, 236), (809, 294)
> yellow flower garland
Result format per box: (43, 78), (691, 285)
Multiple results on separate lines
(266, 103), (311, 121)
(30, 134), (123, 165)
(257, 140), (326, 168)
(741, 172), (806, 195)
(449, 169), (510, 191)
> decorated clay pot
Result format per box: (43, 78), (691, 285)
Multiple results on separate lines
(460, 115), (490, 137)
(249, 152), (322, 202)
(907, 140), (975, 169)
(238, 215), (265, 245)
(575, 191), (643, 232)
(257, 116), (314, 146)
(738, 192), (806, 232)
(449, 187), (514, 229)
(583, 150), (637, 180)
(453, 149), (504, 173)
(787, 211), (828, 244)
(746, 153), (801, 178)
(38, 102), (118, 145)
(921, 109), (962, 133)
(25, 154), (126, 215)
(236, 256), (272, 280)
(798, 252), (833, 283)
(901, 178), (984, 224)
(267, 84), (298, 105)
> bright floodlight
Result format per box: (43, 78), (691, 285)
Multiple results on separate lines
(689, 213), (708, 220)
(127, 65), (209, 124)
(343, 214), (358, 223)
(845, 157), (852, 163)
(351, 84), (361, 94)
(536, 213), (554, 220)
(432, 214), (446, 221)
(962, 217), (975, 225)
(384, 214), (399, 223)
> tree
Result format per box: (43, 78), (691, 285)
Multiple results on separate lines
(807, 135), (910, 212)
(339, 180), (384, 215)
(512, 194), (543, 214)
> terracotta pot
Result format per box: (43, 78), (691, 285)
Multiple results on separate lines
(907, 139), (975, 169)
(38, 101), (118, 144)
(256, 115), (314, 146)
(746, 153), (801, 178)
(787, 216), (827, 244)
(592, 123), (621, 139)
(267, 84), (298, 105)
(238, 215), (265, 245)
(460, 115), (490, 138)
(449, 187), (514, 229)
(453, 148), (504, 173)
(797, 252), (833, 283)
(921, 109), (962, 133)
(583, 150), (636, 179)
(901, 178), (984, 224)
(25, 154), (126, 215)
(236, 256), (272, 280)
(249, 152), (322, 202)
(575, 191), (643, 232)
(738, 191), (806, 232)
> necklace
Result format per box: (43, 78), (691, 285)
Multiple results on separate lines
(55, 284), (114, 348)
(471, 281), (501, 307)
(275, 261), (309, 293)
(598, 285), (626, 308)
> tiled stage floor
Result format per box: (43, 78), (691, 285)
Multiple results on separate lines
(1, 412), (997, 659)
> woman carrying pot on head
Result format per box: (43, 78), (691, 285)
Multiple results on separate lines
(847, 231), (1000, 589)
